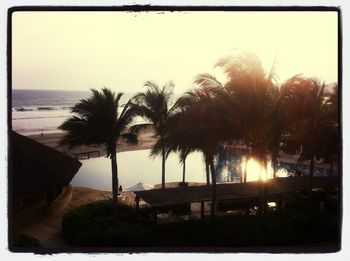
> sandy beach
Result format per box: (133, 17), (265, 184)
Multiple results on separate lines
(26, 129), (157, 159)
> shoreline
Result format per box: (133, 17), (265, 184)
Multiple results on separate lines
(24, 129), (157, 159)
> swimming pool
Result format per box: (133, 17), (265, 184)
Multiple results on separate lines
(71, 148), (333, 191)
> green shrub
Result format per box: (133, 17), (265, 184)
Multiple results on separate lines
(157, 213), (338, 247)
(62, 200), (163, 246)
(62, 200), (338, 248)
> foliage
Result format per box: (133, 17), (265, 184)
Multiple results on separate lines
(61, 200), (338, 248)
(158, 212), (338, 247)
(215, 51), (280, 165)
(62, 200), (162, 246)
(280, 76), (338, 178)
(59, 88), (139, 202)
(131, 80), (176, 139)
(59, 88), (138, 156)
(131, 81), (176, 189)
(59, 51), (339, 219)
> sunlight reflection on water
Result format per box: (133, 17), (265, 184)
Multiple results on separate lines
(71, 148), (326, 191)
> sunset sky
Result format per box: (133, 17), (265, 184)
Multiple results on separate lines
(12, 11), (338, 93)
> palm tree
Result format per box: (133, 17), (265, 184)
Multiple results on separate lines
(193, 73), (239, 184)
(280, 75), (331, 190)
(179, 150), (190, 183)
(175, 86), (231, 218)
(215, 51), (279, 214)
(59, 88), (138, 203)
(131, 81), (176, 189)
(321, 84), (339, 176)
(216, 51), (278, 168)
(148, 105), (193, 185)
(163, 114), (193, 185)
(265, 86), (284, 179)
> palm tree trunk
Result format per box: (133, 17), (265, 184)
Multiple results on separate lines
(244, 157), (248, 183)
(111, 153), (119, 203)
(309, 122), (316, 194)
(206, 161), (210, 185)
(273, 157), (277, 179)
(240, 165), (243, 183)
(182, 159), (186, 183)
(161, 145), (166, 189)
(209, 158), (217, 219)
(305, 156), (315, 211)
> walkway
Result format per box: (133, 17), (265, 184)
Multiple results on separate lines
(16, 187), (113, 248)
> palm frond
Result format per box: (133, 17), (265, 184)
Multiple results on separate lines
(195, 73), (223, 89)
(58, 88), (139, 156)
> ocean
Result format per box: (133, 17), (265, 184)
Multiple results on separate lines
(11, 89), (136, 134)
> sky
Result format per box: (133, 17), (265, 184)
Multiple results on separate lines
(11, 11), (338, 93)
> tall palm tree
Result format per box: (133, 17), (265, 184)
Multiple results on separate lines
(131, 81), (176, 189)
(265, 86), (284, 179)
(280, 75), (330, 190)
(215, 51), (279, 214)
(59, 88), (138, 203)
(194, 73), (239, 184)
(175, 86), (231, 218)
(216, 51), (278, 168)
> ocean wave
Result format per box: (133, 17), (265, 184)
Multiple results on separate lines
(12, 105), (125, 112)
(12, 126), (59, 133)
(12, 106), (73, 112)
(13, 115), (69, 120)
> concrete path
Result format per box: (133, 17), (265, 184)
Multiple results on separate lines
(17, 187), (113, 249)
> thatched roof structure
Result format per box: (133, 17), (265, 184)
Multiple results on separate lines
(11, 131), (82, 197)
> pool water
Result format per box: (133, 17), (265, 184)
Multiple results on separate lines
(71, 147), (333, 191)
(71, 149), (206, 191)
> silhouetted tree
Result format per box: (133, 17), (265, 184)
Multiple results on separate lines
(175, 85), (231, 219)
(131, 81), (176, 189)
(281, 75), (332, 190)
(59, 88), (138, 203)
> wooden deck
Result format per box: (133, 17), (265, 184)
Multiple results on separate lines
(134, 176), (338, 207)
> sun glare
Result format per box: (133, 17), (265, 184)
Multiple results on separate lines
(240, 157), (274, 182)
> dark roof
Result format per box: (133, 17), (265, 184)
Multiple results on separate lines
(11, 131), (82, 197)
(135, 176), (338, 207)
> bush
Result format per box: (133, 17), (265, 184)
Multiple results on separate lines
(62, 200), (338, 248)
(157, 212), (338, 247)
(62, 200), (163, 246)
(12, 233), (41, 248)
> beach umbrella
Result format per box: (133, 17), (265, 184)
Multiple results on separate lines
(127, 182), (154, 191)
